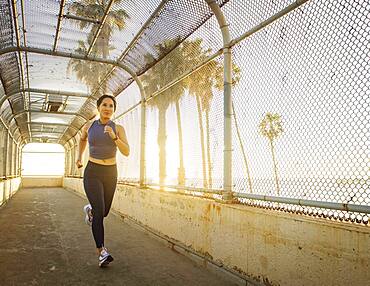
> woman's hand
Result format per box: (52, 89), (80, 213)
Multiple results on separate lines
(104, 125), (117, 140)
(76, 159), (83, 169)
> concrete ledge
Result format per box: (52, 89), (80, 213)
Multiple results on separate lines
(0, 177), (21, 206)
(21, 176), (62, 188)
(63, 177), (370, 286)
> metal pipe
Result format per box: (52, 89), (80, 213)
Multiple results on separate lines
(148, 183), (223, 195)
(20, 0), (32, 140)
(25, 121), (79, 132)
(19, 128), (66, 135)
(0, 46), (123, 66)
(139, 85), (146, 186)
(6, 88), (89, 98)
(205, 0), (233, 201)
(10, 0), (28, 141)
(53, 0), (66, 52)
(148, 50), (222, 101)
(86, 0), (115, 56)
(114, 102), (141, 120)
(119, 0), (168, 61)
(234, 192), (370, 215)
(229, 0), (309, 48)
(218, 0), (308, 198)
(8, 112), (85, 128)
(10, 1), (24, 91)
(0, 103), (18, 144)
(63, 14), (101, 25)
(0, 88), (89, 113)
(13, 110), (90, 121)
(3, 130), (8, 177)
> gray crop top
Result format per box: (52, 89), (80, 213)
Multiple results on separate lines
(88, 120), (117, 159)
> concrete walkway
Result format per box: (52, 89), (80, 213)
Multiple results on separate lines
(0, 188), (240, 286)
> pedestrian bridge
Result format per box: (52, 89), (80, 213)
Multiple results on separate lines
(0, 1), (369, 285)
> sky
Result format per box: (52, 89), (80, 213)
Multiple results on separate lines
(22, 143), (65, 176)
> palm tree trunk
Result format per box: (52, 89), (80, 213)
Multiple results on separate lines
(270, 139), (280, 195)
(196, 95), (208, 188)
(205, 108), (212, 189)
(175, 100), (185, 186)
(232, 102), (252, 193)
(158, 108), (167, 187)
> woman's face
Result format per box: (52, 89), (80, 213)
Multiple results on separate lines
(98, 98), (115, 119)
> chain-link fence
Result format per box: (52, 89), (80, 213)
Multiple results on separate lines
(41, 0), (368, 224)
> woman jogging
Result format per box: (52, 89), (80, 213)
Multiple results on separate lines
(76, 94), (130, 267)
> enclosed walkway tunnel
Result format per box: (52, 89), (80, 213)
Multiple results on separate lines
(0, 0), (369, 285)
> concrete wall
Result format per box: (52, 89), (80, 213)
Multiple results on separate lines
(63, 178), (370, 286)
(0, 177), (21, 206)
(21, 176), (63, 188)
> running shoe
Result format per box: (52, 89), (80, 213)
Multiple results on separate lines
(83, 204), (93, 226)
(98, 247), (114, 267)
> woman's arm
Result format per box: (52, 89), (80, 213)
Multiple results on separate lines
(76, 123), (90, 168)
(104, 124), (130, 156)
(114, 125), (130, 157)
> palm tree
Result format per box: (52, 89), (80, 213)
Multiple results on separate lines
(67, 0), (129, 92)
(175, 98), (185, 186)
(67, 41), (111, 91)
(186, 44), (241, 189)
(184, 40), (218, 189)
(259, 113), (283, 195)
(141, 41), (187, 187)
(142, 38), (241, 190)
(142, 39), (219, 188)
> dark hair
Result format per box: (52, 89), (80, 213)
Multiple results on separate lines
(97, 94), (117, 111)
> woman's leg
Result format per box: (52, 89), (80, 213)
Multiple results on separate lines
(83, 175), (105, 249)
(102, 168), (117, 217)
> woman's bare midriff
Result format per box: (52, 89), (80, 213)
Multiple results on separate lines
(89, 156), (116, 165)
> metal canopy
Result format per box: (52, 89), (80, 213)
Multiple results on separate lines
(0, 0), (229, 146)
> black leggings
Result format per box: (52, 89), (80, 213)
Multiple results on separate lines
(83, 161), (117, 248)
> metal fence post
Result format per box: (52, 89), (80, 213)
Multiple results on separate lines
(205, 0), (233, 201)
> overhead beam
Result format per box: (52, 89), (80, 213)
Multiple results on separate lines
(0, 88), (89, 121)
(6, 88), (89, 98)
(53, 0), (66, 52)
(28, 130), (66, 134)
(63, 13), (101, 25)
(13, 110), (90, 121)
(18, 121), (80, 132)
(0, 46), (129, 70)
(86, 0), (115, 56)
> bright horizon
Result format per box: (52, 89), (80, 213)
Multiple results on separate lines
(22, 143), (65, 176)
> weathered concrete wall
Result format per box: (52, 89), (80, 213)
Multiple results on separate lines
(63, 177), (370, 286)
(0, 177), (21, 206)
(21, 176), (63, 188)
